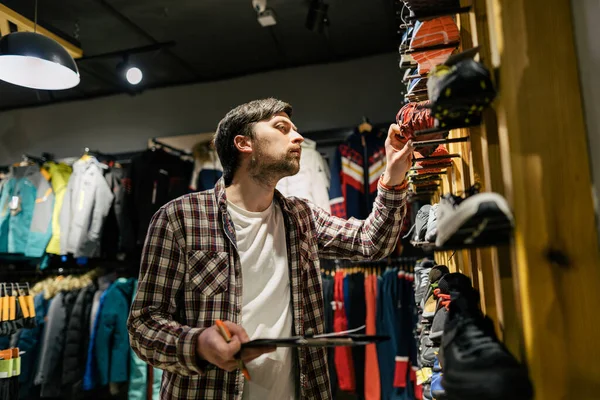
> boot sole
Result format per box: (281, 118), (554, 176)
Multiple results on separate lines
(442, 367), (533, 400)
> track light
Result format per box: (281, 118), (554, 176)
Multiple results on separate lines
(306, 0), (329, 33)
(125, 67), (143, 85)
(117, 56), (143, 86)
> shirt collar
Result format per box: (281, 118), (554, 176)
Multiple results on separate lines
(215, 177), (293, 214)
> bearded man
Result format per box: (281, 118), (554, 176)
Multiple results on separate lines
(128, 98), (413, 400)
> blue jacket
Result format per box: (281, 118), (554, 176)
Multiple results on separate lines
(18, 293), (51, 399)
(83, 289), (109, 390)
(329, 130), (387, 219)
(95, 277), (136, 386)
(0, 165), (54, 257)
(128, 280), (163, 400)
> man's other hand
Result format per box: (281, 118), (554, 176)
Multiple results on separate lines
(196, 321), (275, 372)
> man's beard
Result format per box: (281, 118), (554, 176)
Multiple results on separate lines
(249, 142), (300, 187)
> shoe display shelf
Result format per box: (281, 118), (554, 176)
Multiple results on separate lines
(397, 0), (600, 398)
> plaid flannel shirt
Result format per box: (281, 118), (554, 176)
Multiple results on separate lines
(128, 178), (407, 399)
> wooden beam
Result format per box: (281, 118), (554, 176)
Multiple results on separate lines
(0, 17), (9, 37)
(490, 0), (600, 398)
(0, 4), (82, 59)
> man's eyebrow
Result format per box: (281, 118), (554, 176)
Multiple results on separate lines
(273, 117), (298, 131)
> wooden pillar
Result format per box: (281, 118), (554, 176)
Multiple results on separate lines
(488, 0), (600, 397)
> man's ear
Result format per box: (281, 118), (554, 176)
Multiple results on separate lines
(233, 135), (253, 154)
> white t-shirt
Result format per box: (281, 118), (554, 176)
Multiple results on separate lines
(227, 199), (295, 400)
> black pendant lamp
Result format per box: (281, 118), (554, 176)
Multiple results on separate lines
(0, 31), (80, 90)
(0, 0), (79, 90)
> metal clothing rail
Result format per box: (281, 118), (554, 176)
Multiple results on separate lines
(150, 138), (193, 156)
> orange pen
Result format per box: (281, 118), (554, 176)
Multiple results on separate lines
(215, 320), (251, 381)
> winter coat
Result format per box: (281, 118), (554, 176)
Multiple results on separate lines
(59, 157), (114, 257)
(34, 290), (80, 398)
(45, 162), (73, 255)
(329, 129), (387, 219)
(128, 280), (163, 400)
(94, 277), (136, 386)
(0, 165), (54, 257)
(17, 293), (51, 399)
(101, 165), (135, 259)
(62, 282), (98, 396)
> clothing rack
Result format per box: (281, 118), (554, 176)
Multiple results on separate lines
(83, 147), (114, 159)
(328, 256), (420, 270)
(150, 138), (193, 156)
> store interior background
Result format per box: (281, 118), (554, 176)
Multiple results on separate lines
(0, 53), (403, 164)
(0, 0), (408, 166)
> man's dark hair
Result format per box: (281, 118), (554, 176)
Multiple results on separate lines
(214, 98), (293, 185)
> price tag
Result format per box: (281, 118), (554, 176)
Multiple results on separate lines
(9, 196), (19, 210)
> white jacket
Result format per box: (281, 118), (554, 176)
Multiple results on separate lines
(277, 138), (331, 212)
(59, 157), (114, 257)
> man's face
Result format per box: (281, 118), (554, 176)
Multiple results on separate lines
(248, 112), (304, 183)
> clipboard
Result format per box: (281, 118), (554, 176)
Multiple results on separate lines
(241, 334), (390, 349)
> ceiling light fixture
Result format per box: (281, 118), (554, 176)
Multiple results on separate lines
(0, 1), (80, 90)
(306, 0), (329, 33)
(117, 56), (143, 86)
(125, 66), (143, 85)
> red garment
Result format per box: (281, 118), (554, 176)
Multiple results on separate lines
(364, 275), (381, 400)
(333, 272), (356, 392)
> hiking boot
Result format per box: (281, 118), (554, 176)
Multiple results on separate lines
(435, 188), (514, 248)
(415, 258), (436, 304)
(410, 16), (460, 74)
(404, 204), (432, 242)
(425, 203), (439, 242)
(439, 293), (534, 400)
(427, 59), (496, 129)
(421, 265), (450, 319)
(429, 273), (474, 343)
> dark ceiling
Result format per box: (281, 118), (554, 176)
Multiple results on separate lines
(0, 0), (400, 111)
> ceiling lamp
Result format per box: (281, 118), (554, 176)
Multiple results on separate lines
(117, 56), (143, 86)
(0, 31), (80, 90)
(125, 66), (143, 85)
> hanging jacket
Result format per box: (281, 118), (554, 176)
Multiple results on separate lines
(333, 272), (355, 392)
(60, 157), (114, 257)
(0, 165), (55, 257)
(45, 162), (73, 255)
(34, 289), (80, 398)
(62, 282), (98, 397)
(276, 138), (332, 212)
(329, 130), (387, 219)
(189, 148), (223, 192)
(128, 280), (163, 400)
(129, 149), (192, 248)
(101, 165), (135, 259)
(0, 174), (14, 253)
(17, 293), (51, 399)
(377, 270), (403, 400)
(83, 289), (109, 391)
(94, 277), (136, 386)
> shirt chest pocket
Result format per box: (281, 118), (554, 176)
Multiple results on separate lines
(187, 251), (230, 297)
